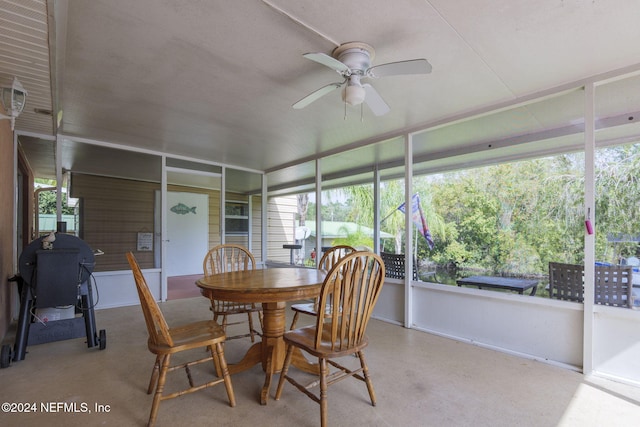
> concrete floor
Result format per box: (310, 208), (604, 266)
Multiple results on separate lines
(1, 296), (639, 426)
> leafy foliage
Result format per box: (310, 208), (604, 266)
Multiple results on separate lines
(301, 144), (640, 276)
(37, 188), (75, 215)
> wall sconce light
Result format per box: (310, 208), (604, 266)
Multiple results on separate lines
(0, 77), (28, 131)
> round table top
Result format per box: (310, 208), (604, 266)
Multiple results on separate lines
(196, 267), (326, 303)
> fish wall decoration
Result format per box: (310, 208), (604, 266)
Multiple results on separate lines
(170, 203), (197, 215)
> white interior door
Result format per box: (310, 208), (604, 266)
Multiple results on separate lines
(166, 191), (208, 276)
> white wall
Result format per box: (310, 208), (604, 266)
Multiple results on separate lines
(410, 283), (584, 368)
(592, 306), (640, 385)
(373, 280), (586, 368)
(372, 278), (404, 324)
(92, 269), (161, 310)
(374, 280), (640, 383)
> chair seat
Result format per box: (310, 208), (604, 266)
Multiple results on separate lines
(290, 302), (317, 316)
(283, 325), (369, 359)
(148, 320), (226, 354)
(292, 300), (335, 317)
(291, 302), (335, 317)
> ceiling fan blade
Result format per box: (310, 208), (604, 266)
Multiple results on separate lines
(292, 82), (343, 109)
(363, 84), (390, 116)
(303, 52), (351, 74)
(368, 59), (432, 78)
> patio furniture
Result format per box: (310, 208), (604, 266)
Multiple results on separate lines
(203, 244), (263, 341)
(548, 262), (634, 307)
(127, 252), (235, 426)
(380, 252), (418, 280)
(457, 275), (539, 295)
(595, 264), (634, 307)
(197, 267), (326, 405)
(548, 262), (584, 302)
(622, 256), (640, 266)
(283, 244), (302, 265)
(288, 245), (356, 329)
(275, 252), (385, 427)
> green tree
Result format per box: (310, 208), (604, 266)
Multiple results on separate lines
(38, 188), (75, 215)
(301, 143), (640, 278)
(331, 227), (374, 250)
(344, 181), (406, 252)
(431, 176), (500, 269)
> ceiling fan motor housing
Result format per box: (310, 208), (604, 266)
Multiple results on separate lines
(332, 42), (375, 76)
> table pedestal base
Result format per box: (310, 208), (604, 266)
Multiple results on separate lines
(225, 301), (318, 404)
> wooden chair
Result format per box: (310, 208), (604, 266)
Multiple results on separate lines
(548, 262), (633, 307)
(380, 251), (419, 280)
(126, 252), (235, 427)
(275, 251), (385, 427)
(203, 244), (263, 341)
(288, 244), (356, 329)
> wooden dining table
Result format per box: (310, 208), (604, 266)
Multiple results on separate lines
(196, 267), (326, 405)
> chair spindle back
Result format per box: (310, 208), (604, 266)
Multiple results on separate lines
(203, 244), (256, 277)
(127, 252), (174, 347)
(314, 251), (385, 351)
(318, 245), (356, 272)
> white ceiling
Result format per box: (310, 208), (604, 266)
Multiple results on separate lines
(4, 0), (640, 194)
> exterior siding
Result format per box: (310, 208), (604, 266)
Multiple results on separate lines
(267, 195), (298, 263)
(70, 174), (294, 270)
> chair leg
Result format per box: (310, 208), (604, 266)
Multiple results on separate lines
(148, 354), (170, 427)
(147, 355), (162, 394)
(289, 311), (300, 330)
(319, 357), (328, 427)
(247, 311), (255, 342)
(213, 342), (236, 407)
(358, 351), (376, 406)
(222, 314), (228, 330)
(274, 344), (295, 400)
(258, 309), (264, 330)
(212, 347), (222, 377)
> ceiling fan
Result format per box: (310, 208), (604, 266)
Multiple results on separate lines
(293, 42), (432, 116)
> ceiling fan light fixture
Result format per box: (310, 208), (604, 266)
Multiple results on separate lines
(342, 84), (366, 106)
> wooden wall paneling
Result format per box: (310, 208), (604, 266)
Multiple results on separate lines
(72, 174), (158, 271)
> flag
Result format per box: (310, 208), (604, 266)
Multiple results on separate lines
(398, 194), (435, 250)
